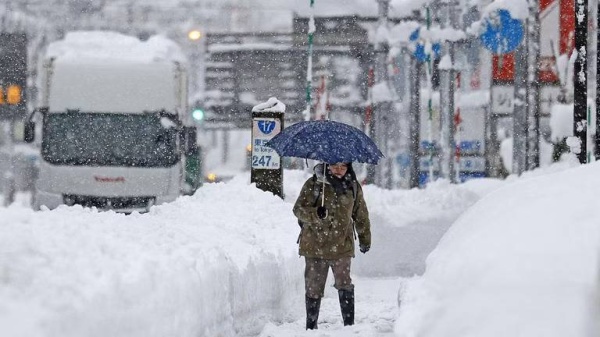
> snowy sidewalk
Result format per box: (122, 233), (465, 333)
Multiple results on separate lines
(257, 277), (401, 337)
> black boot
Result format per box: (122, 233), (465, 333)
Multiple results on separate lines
(338, 289), (354, 326)
(306, 296), (321, 330)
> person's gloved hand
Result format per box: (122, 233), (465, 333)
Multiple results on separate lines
(316, 206), (328, 219)
(359, 244), (370, 254)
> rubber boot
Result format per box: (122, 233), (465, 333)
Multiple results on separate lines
(306, 296), (321, 330)
(338, 289), (354, 326)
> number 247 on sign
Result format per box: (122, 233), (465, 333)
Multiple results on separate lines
(252, 155), (273, 167)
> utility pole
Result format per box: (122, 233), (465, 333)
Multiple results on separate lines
(439, 52), (455, 181)
(374, 0), (393, 188)
(304, 0), (315, 122)
(526, 0), (541, 170)
(513, 35), (528, 175)
(409, 56), (421, 188)
(364, 66), (376, 185)
(423, 6), (435, 183)
(574, 0), (588, 164)
(439, 0), (459, 183)
(596, 0), (600, 160)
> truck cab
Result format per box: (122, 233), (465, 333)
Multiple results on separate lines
(25, 31), (201, 213)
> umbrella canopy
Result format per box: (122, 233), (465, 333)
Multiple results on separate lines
(265, 120), (384, 165)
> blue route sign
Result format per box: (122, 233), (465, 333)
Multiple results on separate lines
(258, 120), (276, 135)
(479, 9), (524, 55)
(414, 43), (441, 63)
(409, 28), (441, 63)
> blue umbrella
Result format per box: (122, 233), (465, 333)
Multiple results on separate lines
(265, 120), (384, 165)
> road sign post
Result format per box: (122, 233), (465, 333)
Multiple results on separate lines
(574, 0), (588, 164)
(251, 98), (285, 198)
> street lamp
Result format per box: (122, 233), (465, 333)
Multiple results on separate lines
(188, 29), (202, 41)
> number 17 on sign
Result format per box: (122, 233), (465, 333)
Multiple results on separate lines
(251, 118), (281, 169)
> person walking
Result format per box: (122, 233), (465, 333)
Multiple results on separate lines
(293, 162), (371, 330)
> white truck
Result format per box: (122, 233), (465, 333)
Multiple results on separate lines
(25, 31), (201, 212)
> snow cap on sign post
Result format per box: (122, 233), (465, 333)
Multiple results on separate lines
(483, 0), (529, 20)
(407, 27), (442, 63)
(438, 54), (453, 70)
(252, 97), (286, 113)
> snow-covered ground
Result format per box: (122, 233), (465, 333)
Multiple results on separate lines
(2, 157), (598, 336)
(395, 158), (600, 337)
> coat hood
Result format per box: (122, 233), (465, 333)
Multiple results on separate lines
(313, 163), (329, 184)
(313, 162), (358, 183)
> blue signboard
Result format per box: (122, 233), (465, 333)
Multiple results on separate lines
(409, 28), (441, 63)
(480, 9), (524, 54)
(257, 120), (276, 135)
(252, 118), (281, 170)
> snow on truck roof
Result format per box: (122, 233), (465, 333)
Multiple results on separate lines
(45, 31), (187, 64)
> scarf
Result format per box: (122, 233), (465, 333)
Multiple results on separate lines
(325, 170), (353, 196)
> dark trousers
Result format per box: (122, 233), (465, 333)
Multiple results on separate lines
(304, 257), (353, 299)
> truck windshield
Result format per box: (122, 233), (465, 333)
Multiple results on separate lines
(42, 112), (179, 167)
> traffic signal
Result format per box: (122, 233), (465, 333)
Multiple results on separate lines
(6, 85), (22, 105)
(192, 108), (204, 122)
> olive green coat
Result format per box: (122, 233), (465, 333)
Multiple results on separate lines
(293, 173), (371, 259)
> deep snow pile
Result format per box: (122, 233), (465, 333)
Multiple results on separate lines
(0, 167), (489, 337)
(1, 174), (303, 337)
(395, 160), (600, 336)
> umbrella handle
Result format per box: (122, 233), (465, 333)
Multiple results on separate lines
(321, 163), (326, 207)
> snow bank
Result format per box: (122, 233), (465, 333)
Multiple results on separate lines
(0, 162), (499, 336)
(5, 154), (590, 337)
(0, 176), (304, 337)
(395, 161), (600, 336)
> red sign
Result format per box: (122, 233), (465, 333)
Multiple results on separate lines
(492, 53), (515, 83)
(560, 0), (575, 55)
(94, 176), (125, 183)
